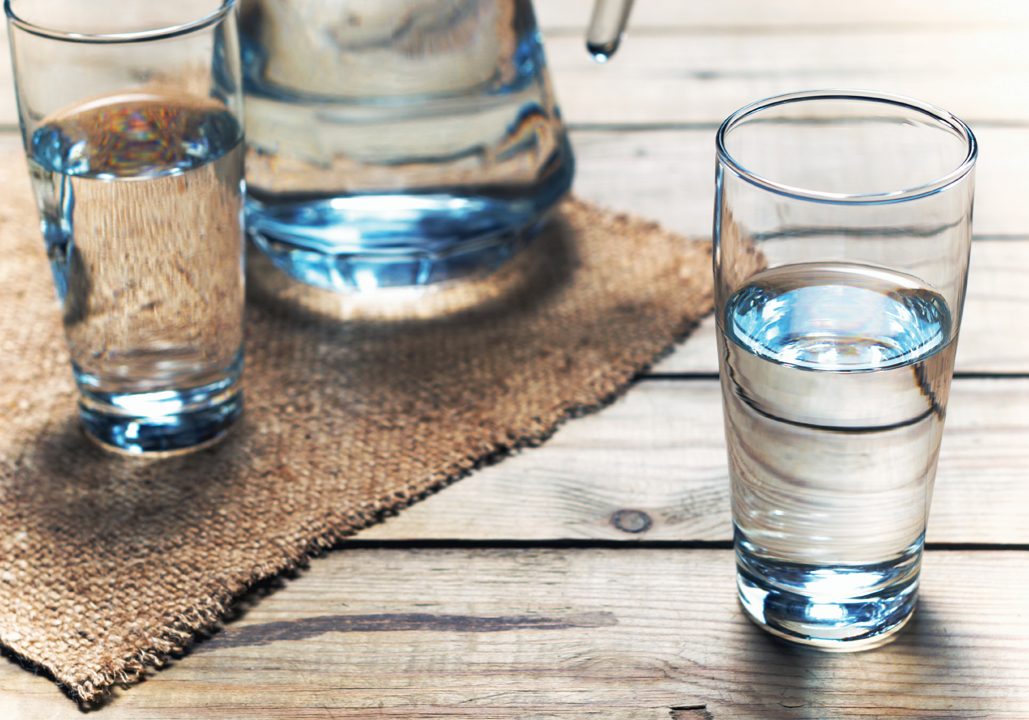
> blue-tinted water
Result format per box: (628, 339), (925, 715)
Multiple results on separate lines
(719, 261), (956, 649)
(28, 94), (245, 454)
(726, 262), (951, 371)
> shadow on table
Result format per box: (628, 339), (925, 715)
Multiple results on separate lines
(723, 601), (963, 719)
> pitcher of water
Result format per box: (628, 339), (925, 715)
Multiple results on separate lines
(240, 0), (633, 290)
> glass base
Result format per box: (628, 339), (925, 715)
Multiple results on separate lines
(248, 202), (541, 291)
(245, 156), (575, 292)
(76, 366), (243, 456)
(735, 540), (921, 651)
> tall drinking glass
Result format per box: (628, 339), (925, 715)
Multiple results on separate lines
(6, 1), (245, 454)
(713, 91), (976, 649)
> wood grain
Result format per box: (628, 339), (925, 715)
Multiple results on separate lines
(544, 29), (1029, 126)
(1, 548), (1026, 718)
(1, 3), (1029, 128)
(537, 0), (1029, 31)
(570, 126), (1028, 240)
(361, 379), (1029, 544)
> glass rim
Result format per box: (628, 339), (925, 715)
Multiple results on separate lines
(4, 0), (235, 44)
(716, 89), (978, 205)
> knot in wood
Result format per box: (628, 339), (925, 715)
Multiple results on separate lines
(610, 508), (653, 534)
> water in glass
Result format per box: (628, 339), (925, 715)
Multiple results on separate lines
(719, 261), (956, 646)
(28, 93), (245, 452)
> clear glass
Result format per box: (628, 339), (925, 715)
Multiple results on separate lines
(713, 90), (977, 650)
(6, 0), (246, 454)
(239, 0), (574, 291)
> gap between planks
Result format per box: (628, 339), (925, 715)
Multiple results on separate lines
(335, 538), (1029, 552)
(3, 548), (1027, 719)
(636, 373), (1029, 381)
(360, 378), (1029, 545)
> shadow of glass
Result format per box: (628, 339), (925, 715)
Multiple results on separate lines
(722, 600), (963, 719)
(20, 413), (256, 547)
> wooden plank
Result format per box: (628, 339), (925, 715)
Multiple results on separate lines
(1, 13), (1028, 129)
(571, 126), (1028, 239)
(1, 548), (1026, 718)
(543, 29), (1029, 125)
(359, 379), (1029, 544)
(3, 1), (1023, 138)
(1, 9), (1029, 129)
(537, 0), (1029, 31)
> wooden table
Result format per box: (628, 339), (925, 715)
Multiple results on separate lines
(3, 1), (1028, 717)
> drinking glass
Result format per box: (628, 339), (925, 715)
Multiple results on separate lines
(713, 90), (977, 649)
(6, 0), (246, 454)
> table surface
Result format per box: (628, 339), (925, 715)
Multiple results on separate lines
(3, 2), (1029, 718)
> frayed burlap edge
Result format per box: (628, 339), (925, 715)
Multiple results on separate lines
(3, 208), (713, 707)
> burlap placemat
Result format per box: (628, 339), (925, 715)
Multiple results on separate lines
(0, 151), (713, 703)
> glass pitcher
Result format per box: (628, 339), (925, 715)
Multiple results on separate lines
(240, 0), (632, 291)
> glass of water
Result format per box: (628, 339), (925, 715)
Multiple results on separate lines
(713, 91), (976, 649)
(6, 1), (245, 454)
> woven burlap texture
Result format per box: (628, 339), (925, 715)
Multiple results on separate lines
(0, 156), (713, 704)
